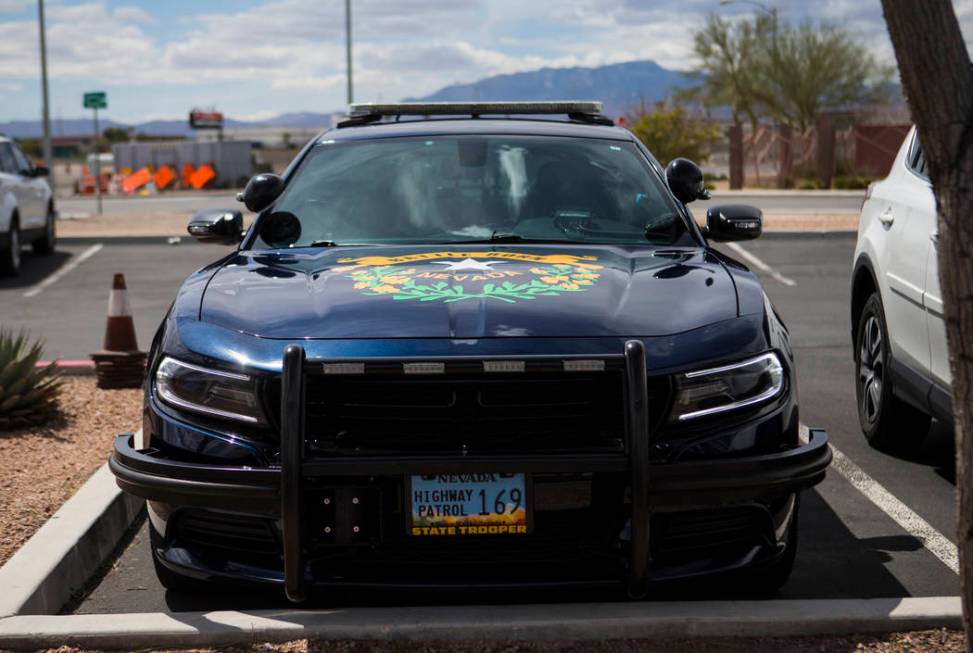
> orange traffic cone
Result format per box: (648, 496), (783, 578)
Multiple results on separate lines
(91, 274), (147, 389)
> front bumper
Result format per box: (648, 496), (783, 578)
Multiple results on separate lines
(110, 340), (832, 600)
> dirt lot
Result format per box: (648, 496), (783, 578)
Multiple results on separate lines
(0, 377), (142, 566)
(7, 629), (964, 653)
(57, 212), (253, 239)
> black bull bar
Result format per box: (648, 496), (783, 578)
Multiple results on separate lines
(109, 341), (832, 602)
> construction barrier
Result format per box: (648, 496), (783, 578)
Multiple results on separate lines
(188, 163), (216, 190)
(120, 168), (152, 195)
(154, 164), (176, 190)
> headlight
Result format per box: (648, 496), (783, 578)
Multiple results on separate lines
(670, 352), (784, 422)
(155, 357), (266, 425)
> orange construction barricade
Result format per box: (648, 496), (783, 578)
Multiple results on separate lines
(180, 163), (195, 187)
(121, 168), (152, 194)
(189, 164), (216, 189)
(154, 164), (176, 190)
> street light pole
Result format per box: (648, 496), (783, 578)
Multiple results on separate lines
(37, 0), (54, 189)
(93, 106), (101, 215)
(345, 0), (353, 106)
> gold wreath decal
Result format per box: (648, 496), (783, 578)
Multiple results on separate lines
(333, 252), (604, 304)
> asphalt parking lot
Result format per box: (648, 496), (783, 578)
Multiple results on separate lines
(2, 231), (959, 612)
(0, 239), (232, 360)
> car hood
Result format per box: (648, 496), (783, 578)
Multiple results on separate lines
(199, 245), (738, 339)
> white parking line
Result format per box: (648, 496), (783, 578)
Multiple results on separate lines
(801, 424), (959, 574)
(725, 242), (797, 287)
(23, 243), (103, 298)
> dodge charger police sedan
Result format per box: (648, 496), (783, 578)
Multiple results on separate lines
(110, 101), (831, 600)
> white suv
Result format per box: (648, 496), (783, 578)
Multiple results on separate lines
(851, 126), (948, 451)
(0, 136), (56, 276)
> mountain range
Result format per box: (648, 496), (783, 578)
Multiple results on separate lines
(407, 60), (693, 117)
(1, 59), (694, 139)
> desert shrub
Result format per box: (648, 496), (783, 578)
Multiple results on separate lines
(0, 330), (62, 429)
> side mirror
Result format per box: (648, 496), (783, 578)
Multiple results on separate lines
(705, 204), (762, 242)
(187, 209), (244, 244)
(31, 166), (50, 178)
(665, 158), (711, 204)
(238, 173), (284, 213)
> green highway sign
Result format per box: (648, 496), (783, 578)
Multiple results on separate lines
(83, 91), (107, 109)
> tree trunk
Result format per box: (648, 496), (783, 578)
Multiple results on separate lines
(816, 115), (835, 189)
(777, 124), (793, 189)
(729, 122), (744, 190)
(881, 1), (973, 648)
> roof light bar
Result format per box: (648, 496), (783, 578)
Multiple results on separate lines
(348, 101), (604, 118)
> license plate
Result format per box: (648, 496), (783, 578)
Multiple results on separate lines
(409, 473), (529, 536)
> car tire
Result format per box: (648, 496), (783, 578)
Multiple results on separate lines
(32, 205), (56, 255)
(0, 218), (21, 277)
(855, 292), (931, 452)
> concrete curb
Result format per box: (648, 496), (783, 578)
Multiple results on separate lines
(0, 597), (961, 649)
(0, 444), (144, 618)
(760, 230), (857, 239)
(712, 189), (866, 197)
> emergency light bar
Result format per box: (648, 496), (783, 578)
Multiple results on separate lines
(347, 101), (604, 118)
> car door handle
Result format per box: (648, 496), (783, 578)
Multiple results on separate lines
(878, 209), (894, 227)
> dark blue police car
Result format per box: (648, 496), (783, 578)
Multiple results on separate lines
(110, 101), (831, 600)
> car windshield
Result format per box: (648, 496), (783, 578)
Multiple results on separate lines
(252, 134), (692, 249)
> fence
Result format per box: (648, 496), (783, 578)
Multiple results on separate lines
(111, 140), (253, 189)
(727, 121), (910, 189)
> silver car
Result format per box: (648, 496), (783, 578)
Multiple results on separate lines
(0, 135), (56, 276)
(850, 126), (948, 451)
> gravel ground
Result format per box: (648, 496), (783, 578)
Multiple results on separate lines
(4, 630), (964, 653)
(0, 377), (142, 566)
(55, 211), (854, 239)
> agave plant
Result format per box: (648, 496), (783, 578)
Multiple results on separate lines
(0, 329), (62, 429)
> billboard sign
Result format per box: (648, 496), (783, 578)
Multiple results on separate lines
(189, 110), (224, 130)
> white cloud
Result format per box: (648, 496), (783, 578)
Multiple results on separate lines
(0, 0), (28, 13)
(113, 6), (154, 23)
(2, 0), (973, 122)
(0, 3), (159, 82)
(233, 109), (285, 122)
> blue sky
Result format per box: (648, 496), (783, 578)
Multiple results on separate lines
(1, 0), (971, 124)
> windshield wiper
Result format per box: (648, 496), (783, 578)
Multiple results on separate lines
(307, 240), (339, 247)
(447, 232), (582, 244)
(488, 232), (526, 243)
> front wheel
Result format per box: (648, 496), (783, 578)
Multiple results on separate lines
(855, 292), (930, 452)
(0, 220), (21, 277)
(33, 205), (56, 255)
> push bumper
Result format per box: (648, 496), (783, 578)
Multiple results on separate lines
(110, 341), (832, 601)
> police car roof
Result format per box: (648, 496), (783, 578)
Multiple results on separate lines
(321, 117), (634, 143)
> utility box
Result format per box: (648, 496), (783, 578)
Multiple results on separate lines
(111, 141), (253, 188)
